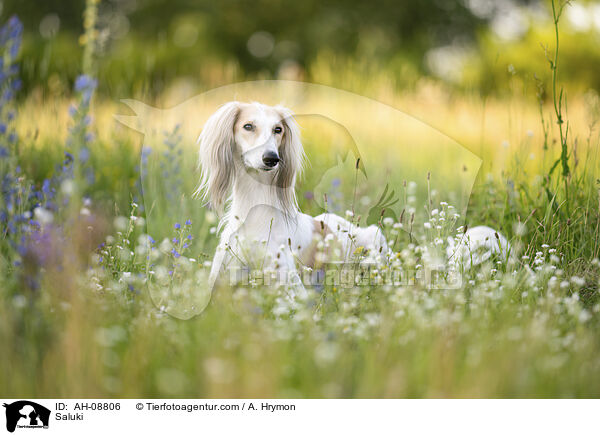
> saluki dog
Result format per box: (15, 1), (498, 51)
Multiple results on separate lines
(195, 102), (509, 291)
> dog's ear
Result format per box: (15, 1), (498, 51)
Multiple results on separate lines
(274, 106), (306, 216)
(194, 102), (240, 214)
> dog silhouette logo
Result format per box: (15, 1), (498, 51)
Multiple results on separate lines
(3, 401), (50, 432)
(116, 80), (482, 318)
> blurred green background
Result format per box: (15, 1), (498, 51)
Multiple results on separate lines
(4, 0), (600, 100)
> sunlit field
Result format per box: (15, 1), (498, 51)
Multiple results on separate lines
(2, 2), (600, 398)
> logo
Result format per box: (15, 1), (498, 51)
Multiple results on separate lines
(3, 401), (50, 433)
(117, 80), (480, 319)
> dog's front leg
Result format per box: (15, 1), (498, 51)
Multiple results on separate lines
(276, 250), (308, 300)
(208, 242), (228, 291)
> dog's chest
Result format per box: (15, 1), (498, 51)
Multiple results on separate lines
(224, 209), (314, 265)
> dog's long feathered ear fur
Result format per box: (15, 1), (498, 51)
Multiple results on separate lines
(275, 106), (306, 218)
(194, 101), (240, 214)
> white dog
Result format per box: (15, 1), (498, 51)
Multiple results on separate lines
(195, 102), (386, 290)
(196, 102), (510, 291)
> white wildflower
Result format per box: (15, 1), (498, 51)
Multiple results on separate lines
(60, 179), (75, 196)
(570, 276), (585, 288)
(514, 222), (527, 236)
(34, 207), (54, 225)
(114, 216), (128, 231)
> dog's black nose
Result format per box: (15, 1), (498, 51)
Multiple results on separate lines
(262, 151), (280, 167)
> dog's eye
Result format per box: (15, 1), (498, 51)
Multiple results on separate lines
(243, 123), (253, 131)
(273, 126), (283, 134)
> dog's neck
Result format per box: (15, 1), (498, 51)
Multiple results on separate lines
(229, 164), (298, 226)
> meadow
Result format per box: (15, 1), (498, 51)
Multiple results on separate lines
(1, 4), (600, 398)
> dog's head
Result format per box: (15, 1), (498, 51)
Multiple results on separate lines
(195, 101), (305, 214)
